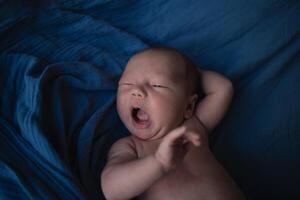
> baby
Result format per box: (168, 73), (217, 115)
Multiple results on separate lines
(101, 47), (245, 200)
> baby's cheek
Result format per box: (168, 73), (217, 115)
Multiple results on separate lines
(157, 99), (185, 122)
(116, 96), (128, 118)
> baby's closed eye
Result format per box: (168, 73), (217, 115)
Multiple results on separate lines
(151, 84), (168, 88)
(119, 82), (133, 86)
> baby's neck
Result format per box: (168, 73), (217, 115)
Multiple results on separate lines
(131, 135), (163, 149)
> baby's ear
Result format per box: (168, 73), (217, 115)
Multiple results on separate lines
(184, 94), (198, 119)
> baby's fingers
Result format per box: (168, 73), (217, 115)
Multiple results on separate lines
(184, 132), (201, 146)
(165, 126), (201, 147)
(164, 126), (187, 145)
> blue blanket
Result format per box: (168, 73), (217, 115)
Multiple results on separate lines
(1, 0), (299, 199)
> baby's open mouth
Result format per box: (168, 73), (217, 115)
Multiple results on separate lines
(131, 107), (150, 125)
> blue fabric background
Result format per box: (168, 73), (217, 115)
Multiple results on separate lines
(0, 0), (299, 199)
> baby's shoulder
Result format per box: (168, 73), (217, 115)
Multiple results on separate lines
(110, 136), (136, 151)
(106, 136), (138, 163)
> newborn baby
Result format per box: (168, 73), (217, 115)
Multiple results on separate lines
(101, 47), (245, 200)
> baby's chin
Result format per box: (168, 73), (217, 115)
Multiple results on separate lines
(127, 124), (168, 141)
(128, 126), (158, 140)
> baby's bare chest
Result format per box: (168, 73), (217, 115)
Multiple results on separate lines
(130, 137), (241, 200)
(134, 140), (204, 200)
(139, 161), (199, 200)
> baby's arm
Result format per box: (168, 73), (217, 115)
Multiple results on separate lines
(101, 137), (164, 200)
(101, 127), (200, 200)
(195, 70), (234, 133)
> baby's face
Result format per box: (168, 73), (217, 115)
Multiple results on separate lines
(117, 51), (192, 140)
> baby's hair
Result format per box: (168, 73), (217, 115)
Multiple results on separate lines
(138, 46), (201, 96)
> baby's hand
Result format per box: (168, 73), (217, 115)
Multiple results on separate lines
(182, 116), (209, 147)
(154, 126), (201, 172)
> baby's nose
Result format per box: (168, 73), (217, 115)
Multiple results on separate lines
(131, 87), (146, 98)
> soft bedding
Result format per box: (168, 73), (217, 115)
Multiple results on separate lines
(0, 0), (300, 199)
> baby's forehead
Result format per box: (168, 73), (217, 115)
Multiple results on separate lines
(124, 49), (186, 78)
